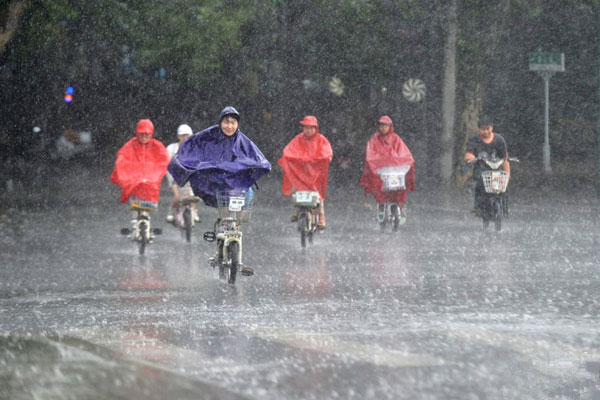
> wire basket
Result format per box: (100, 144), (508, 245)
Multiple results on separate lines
(215, 188), (255, 222)
(129, 195), (158, 211)
(377, 165), (411, 191)
(481, 170), (509, 193)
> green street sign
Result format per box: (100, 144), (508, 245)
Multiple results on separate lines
(529, 52), (565, 72)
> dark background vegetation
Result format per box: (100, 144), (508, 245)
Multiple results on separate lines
(1, 0), (599, 193)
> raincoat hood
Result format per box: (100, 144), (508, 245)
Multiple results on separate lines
(135, 119), (154, 136)
(300, 115), (319, 128)
(376, 116), (397, 141)
(378, 115), (393, 125)
(219, 106), (240, 122)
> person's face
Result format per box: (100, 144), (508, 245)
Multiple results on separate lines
(178, 134), (191, 144)
(302, 125), (317, 137)
(378, 123), (392, 135)
(137, 132), (151, 145)
(479, 125), (493, 141)
(220, 116), (238, 136)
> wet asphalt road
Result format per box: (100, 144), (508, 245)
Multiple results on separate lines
(1, 163), (600, 399)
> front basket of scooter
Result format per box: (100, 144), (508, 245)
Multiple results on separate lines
(481, 171), (508, 193)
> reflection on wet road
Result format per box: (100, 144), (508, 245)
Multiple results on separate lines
(1, 171), (599, 399)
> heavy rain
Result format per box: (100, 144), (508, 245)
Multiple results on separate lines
(1, 1), (600, 399)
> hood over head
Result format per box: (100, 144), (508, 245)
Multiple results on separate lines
(219, 106), (240, 123)
(300, 115), (319, 128)
(136, 119), (154, 136)
(378, 115), (393, 125)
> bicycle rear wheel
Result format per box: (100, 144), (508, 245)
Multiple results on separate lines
(183, 208), (192, 242)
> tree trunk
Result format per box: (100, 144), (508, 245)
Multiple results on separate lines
(0, 0), (29, 55)
(455, 83), (482, 187)
(440, 0), (457, 184)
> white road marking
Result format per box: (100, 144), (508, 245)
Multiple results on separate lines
(449, 328), (600, 378)
(251, 326), (446, 368)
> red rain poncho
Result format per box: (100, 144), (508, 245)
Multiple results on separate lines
(278, 125), (333, 200)
(359, 124), (415, 204)
(110, 137), (170, 203)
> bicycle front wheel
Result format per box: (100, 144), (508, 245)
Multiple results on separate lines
(228, 241), (239, 285)
(379, 205), (388, 232)
(391, 204), (400, 232)
(494, 199), (502, 232)
(139, 222), (147, 255)
(298, 213), (308, 248)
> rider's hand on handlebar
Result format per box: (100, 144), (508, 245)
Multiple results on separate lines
(461, 160), (474, 175)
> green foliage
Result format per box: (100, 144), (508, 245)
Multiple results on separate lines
(127, 0), (255, 88)
(2, 0), (600, 178)
(11, 0), (257, 87)
(17, 0), (77, 55)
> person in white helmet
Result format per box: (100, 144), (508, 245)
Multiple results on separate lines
(165, 124), (200, 223)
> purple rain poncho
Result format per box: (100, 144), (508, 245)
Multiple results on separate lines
(168, 108), (271, 207)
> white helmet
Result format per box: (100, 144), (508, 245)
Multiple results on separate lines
(177, 124), (193, 136)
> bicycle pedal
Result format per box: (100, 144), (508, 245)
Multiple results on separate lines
(241, 267), (254, 276)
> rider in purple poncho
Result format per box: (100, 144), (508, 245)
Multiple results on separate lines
(168, 106), (271, 207)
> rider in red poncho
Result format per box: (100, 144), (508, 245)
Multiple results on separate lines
(110, 119), (170, 204)
(278, 116), (333, 229)
(359, 115), (415, 216)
